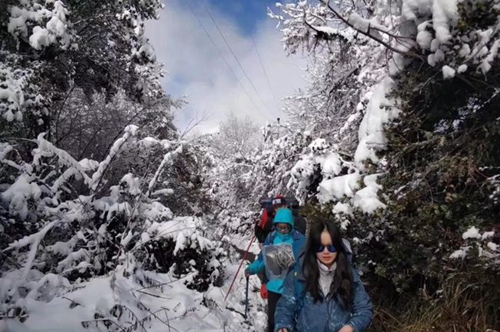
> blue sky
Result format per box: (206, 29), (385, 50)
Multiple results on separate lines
(146, 0), (306, 134)
(204, 0), (278, 35)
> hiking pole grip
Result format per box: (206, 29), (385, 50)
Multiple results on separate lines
(224, 235), (256, 301)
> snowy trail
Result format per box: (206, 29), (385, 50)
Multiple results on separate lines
(1, 238), (268, 332)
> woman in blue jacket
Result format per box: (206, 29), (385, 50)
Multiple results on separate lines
(275, 220), (373, 332)
(245, 208), (306, 332)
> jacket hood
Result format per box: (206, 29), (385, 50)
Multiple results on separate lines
(273, 208), (294, 227)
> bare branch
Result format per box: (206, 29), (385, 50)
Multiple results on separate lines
(322, 0), (424, 60)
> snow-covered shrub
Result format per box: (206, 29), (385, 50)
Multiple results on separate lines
(135, 217), (225, 292)
(0, 125), (228, 323)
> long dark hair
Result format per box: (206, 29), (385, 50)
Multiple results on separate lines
(302, 220), (353, 309)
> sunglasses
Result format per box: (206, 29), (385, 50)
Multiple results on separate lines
(317, 245), (337, 253)
(275, 224), (291, 233)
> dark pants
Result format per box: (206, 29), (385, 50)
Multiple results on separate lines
(258, 270), (268, 284)
(267, 290), (281, 332)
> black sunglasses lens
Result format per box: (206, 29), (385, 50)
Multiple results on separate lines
(317, 245), (337, 253)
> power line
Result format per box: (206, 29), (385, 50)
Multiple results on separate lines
(202, 4), (272, 114)
(251, 36), (280, 110)
(185, 0), (265, 115)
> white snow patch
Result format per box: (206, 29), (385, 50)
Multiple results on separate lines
(457, 64), (467, 73)
(353, 174), (386, 214)
(487, 242), (498, 251)
(462, 226), (481, 240)
(317, 172), (361, 203)
(450, 247), (469, 259)
(354, 78), (400, 170)
(442, 65), (456, 79)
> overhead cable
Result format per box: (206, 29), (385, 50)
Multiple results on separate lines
(251, 36), (280, 110)
(185, 0), (265, 115)
(203, 4), (273, 114)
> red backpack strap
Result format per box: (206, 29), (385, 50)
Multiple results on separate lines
(258, 208), (269, 228)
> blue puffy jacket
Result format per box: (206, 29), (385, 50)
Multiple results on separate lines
(246, 230), (306, 294)
(274, 251), (373, 332)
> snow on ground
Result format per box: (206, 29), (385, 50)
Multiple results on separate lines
(230, 233), (261, 256)
(1, 237), (266, 332)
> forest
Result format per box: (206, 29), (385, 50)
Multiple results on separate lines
(0, 0), (499, 331)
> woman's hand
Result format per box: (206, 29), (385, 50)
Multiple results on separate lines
(338, 325), (354, 332)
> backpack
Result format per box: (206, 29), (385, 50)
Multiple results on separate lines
(255, 207), (274, 243)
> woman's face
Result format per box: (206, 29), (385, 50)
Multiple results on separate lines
(316, 230), (337, 267)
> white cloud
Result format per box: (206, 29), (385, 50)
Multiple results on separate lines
(145, 0), (306, 134)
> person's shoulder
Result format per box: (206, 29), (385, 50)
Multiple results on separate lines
(293, 230), (305, 240)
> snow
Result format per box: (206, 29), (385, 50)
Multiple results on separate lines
(457, 64), (467, 73)
(11, 1), (71, 50)
(310, 25), (354, 42)
(432, 0), (458, 43)
(1, 173), (38, 220)
(462, 226), (481, 240)
(430, 38), (440, 52)
(91, 126), (138, 190)
(317, 172), (361, 203)
(140, 136), (160, 147)
(450, 247), (469, 259)
(317, 152), (342, 177)
(151, 188), (175, 196)
(482, 231), (494, 240)
(48, 239), (78, 256)
(2, 270), (233, 331)
(36, 134), (92, 187)
(354, 78), (400, 170)
(120, 230), (134, 247)
(332, 202), (353, 215)
(147, 145), (183, 196)
(0, 64), (27, 122)
(29, 26), (53, 50)
(142, 201), (173, 221)
(459, 43), (471, 57)
(353, 174), (386, 214)
(120, 173), (142, 195)
(442, 65), (456, 79)
(487, 242), (498, 251)
(231, 236), (261, 256)
(348, 13), (370, 33)
(403, 0), (458, 43)
(478, 39), (500, 74)
(6, 219), (60, 282)
(78, 158), (99, 171)
(416, 29), (433, 50)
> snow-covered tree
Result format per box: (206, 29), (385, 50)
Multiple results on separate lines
(1, 0), (165, 139)
(267, 0), (499, 329)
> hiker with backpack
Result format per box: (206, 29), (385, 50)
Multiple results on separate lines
(274, 220), (373, 332)
(255, 195), (287, 248)
(245, 208), (306, 332)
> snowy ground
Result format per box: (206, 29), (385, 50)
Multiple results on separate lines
(0, 238), (267, 332)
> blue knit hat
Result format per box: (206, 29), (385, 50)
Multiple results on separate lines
(273, 208), (294, 227)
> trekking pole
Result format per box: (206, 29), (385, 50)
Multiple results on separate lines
(224, 235), (256, 301)
(244, 275), (249, 319)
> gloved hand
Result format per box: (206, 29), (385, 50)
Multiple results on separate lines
(244, 267), (252, 278)
(260, 283), (268, 299)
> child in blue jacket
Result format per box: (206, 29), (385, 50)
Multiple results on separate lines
(275, 220), (373, 332)
(245, 208), (306, 332)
